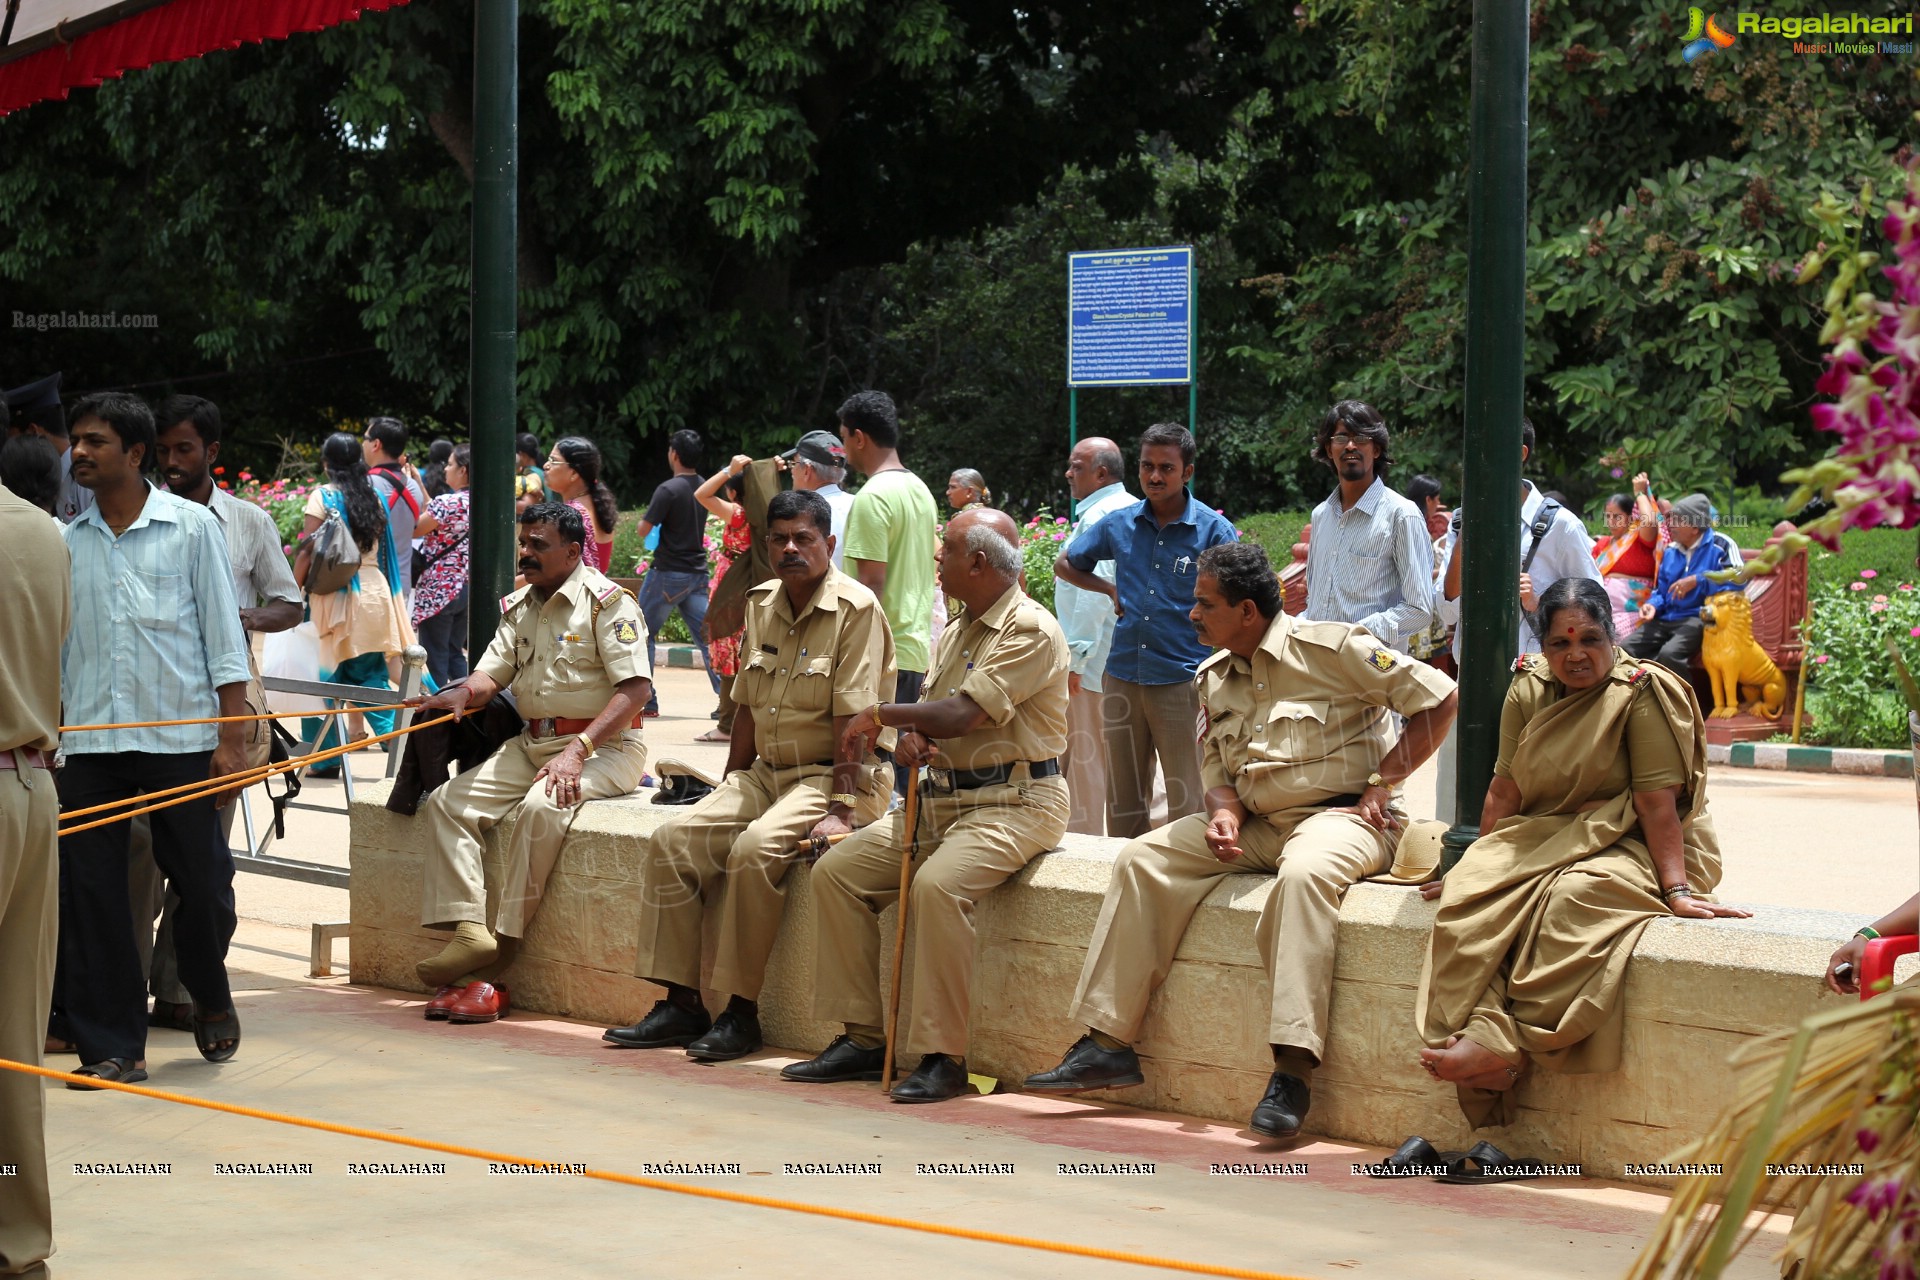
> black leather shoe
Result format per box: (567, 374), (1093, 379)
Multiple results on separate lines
(685, 1008), (763, 1062)
(1249, 1071), (1311, 1139)
(602, 999), (711, 1049)
(781, 1035), (887, 1083)
(1023, 1035), (1145, 1093)
(890, 1053), (971, 1103)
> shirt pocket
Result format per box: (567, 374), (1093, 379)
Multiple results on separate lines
(124, 569), (185, 628)
(1259, 699), (1336, 764)
(788, 655), (835, 712)
(733, 650), (777, 707)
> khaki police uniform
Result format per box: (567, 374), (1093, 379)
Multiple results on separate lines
(420, 561), (650, 939)
(0, 489), (68, 1279)
(811, 583), (1071, 1058)
(632, 568), (894, 1000)
(1070, 611), (1454, 1060)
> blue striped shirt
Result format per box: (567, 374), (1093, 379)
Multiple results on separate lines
(61, 485), (252, 755)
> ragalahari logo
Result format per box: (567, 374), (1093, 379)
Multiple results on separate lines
(1682, 7), (1737, 60)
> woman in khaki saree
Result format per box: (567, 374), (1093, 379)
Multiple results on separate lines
(1415, 577), (1750, 1126)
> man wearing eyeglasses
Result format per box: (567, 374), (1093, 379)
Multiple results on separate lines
(1301, 401), (1434, 651)
(606, 488), (896, 1064)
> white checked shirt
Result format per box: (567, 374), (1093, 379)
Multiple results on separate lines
(61, 485), (252, 755)
(1434, 480), (1603, 662)
(208, 484), (302, 610)
(1302, 475), (1435, 650)
(1053, 481), (1135, 693)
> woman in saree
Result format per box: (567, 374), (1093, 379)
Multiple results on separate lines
(1592, 471), (1663, 638)
(1415, 576), (1750, 1126)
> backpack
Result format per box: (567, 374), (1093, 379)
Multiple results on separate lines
(305, 497), (363, 596)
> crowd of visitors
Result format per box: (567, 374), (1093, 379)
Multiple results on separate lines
(3, 362), (1909, 1280)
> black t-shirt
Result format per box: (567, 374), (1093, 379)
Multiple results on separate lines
(645, 474), (706, 574)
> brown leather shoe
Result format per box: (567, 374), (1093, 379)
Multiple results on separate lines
(424, 985), (463, 1021)
(447, 982), (510, 1024)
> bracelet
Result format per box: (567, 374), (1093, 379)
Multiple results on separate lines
(574, 732), (596, 758)
(871, 703), (888, 729)
(1660, 884), (1694, 901)
(829, 792), (859, 808)
(1857, 926), (1882, 941)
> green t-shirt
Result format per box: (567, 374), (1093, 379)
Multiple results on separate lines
(842, 468), (938, 672)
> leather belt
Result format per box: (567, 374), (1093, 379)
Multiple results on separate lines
(1316, 792), (1364, 808)
(527, 715), (644, 739)
(926, 758), (1061, 793)
(0, 747), (54, 771)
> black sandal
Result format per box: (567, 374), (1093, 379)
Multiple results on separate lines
(193, 1005), (241, 1062)
(67, 1058), (149, 1090)
(149, 1001), (195, 1032)
(1435, 1139), (1548, 1184)
(1365, 1135), (1463, 1178)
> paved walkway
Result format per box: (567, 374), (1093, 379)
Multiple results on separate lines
(40, 917), (1787, 1279)
(34, 666), (1898, 1277)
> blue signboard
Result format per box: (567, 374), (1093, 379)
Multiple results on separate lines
(1067, 246), (1193, 386)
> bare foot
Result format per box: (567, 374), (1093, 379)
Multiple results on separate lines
(1419, 1035), (1521, 1085)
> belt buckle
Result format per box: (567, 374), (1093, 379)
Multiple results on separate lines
(530, 717), (556, 739)
(925, 767), (954, 796)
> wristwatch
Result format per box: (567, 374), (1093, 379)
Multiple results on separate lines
(1365, 771), (1389, 790)
(829, 792), (859, 809)
(574, 732), (596, 758)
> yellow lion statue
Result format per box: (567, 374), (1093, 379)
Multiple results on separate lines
(1699, 592), (1785, 720)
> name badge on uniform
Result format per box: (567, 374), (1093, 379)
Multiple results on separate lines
(761, 643), (779, 655)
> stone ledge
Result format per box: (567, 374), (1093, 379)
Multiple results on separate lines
(347, 780), (1910, 1188)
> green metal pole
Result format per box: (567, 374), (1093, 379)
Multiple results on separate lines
(467, 0), (518, 657)
(1441, 0), (1529, 872)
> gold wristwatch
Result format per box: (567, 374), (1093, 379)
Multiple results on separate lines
(829, 792), (859, 808)
(1365, 771), (1389, 790)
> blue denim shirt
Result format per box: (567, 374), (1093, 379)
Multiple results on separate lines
(1064, 494), (1238, 686)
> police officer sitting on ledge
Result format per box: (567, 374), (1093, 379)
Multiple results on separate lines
(605, 489), (895, 1061)
(785, 509), (1071, 1102)
(404, 501), (652, 1024)
(1025, 542), (1456, 1138)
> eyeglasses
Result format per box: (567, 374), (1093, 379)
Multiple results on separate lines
(1327, 434), (1370, 450)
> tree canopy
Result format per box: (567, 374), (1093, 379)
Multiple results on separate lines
(0, 0), (1911, 514)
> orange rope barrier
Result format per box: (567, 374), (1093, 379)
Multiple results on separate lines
(0, 1056), (1315, 1280)
(60, 706), (369, 733)
(56, 714), (446, 837)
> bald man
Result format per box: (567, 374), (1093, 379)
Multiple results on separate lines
(1055, 438), (1133, 835)
(784, 509), (1071, 1103)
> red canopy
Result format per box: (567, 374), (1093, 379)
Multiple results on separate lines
(0, 0), (410, 116)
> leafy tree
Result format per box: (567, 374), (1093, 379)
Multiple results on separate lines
(0, 0), (1270, 496)
(1227, 0), (1917, 511)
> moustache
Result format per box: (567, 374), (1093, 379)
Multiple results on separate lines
(778, 557), (807, 569)
(517, 560), (540, 573)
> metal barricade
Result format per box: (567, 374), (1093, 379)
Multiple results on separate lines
(235, 644), (429, 889)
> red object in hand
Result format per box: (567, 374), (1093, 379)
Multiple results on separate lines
(1860, 936), (1919, 1000)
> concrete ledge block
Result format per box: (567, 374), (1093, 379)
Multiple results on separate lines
(349, 788), (1896, 1187)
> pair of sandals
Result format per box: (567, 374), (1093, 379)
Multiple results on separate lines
(1369, 1136), (1549, 1184)
(62, 1005), (242, 1091)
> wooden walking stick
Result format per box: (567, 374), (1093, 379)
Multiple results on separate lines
(882, 766), (921, 1093)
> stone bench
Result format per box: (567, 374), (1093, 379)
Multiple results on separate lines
(347, 781), (1899, 1187)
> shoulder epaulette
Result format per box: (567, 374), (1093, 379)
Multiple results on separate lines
(1625, 664), (1649, 685)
